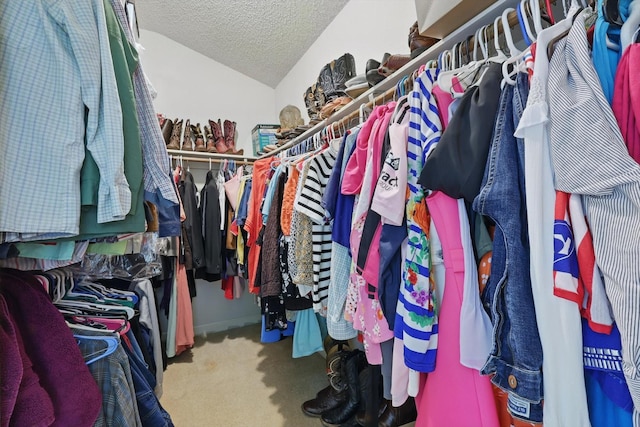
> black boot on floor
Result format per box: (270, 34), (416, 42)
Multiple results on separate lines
(377, 396), (417, 427)
(301, 384), (347, 418)
(321, 351), (363, 426)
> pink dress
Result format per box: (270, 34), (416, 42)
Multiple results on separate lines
(415, 191), (499, 427)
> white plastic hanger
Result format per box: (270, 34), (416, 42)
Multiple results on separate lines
(519, 0), (537, 43)
(502, 8), (522, 56)
(530, 0), (545, 35)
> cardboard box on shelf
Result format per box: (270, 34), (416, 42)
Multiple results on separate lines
(252, 124), (280, 156)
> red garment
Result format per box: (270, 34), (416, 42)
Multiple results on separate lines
(244, 157), (278, 293)
(612, 44), (640, 163)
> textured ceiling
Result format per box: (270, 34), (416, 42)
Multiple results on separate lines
(136, 0), (350, 88)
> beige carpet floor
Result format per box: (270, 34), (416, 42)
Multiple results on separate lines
(161, 324), (329, 426)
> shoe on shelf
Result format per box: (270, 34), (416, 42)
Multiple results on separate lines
(181, 119), (194, 151)
(162, 118), (174, 147)
(166, 118), (181, 150)
(204, 125), (217, 153)
(223, 119), (244, 155)
(210, 119), (228, 154)
(192, 122), (206, 152)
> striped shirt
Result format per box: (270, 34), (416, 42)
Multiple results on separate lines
(547, 15), (640, 424)
(296, 147), (337, 315)
(396, 68), (441, 372)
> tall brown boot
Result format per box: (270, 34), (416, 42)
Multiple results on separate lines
(210, 119), (228, 153)
(204, 125), (217, 153)
(223, 119), (243, 155)
(162, 118), (174, 146)
(166, 118), (181, 150)
(192, 122), (206, 152)
(182, 119), (194, 151)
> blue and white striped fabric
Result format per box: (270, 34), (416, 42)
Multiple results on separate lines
(0, 0), (131, 238)
(395, 68), (442, 372)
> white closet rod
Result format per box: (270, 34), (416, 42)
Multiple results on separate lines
(260, 0), (525, 159)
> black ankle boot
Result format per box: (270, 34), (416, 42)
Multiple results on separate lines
(301, 385), (347, 418)
(321, 351), (363, 426)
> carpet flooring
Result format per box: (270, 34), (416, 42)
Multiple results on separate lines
(161, 324), (329, 426)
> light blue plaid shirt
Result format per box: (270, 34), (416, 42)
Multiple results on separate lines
(0, 0), (131, 238)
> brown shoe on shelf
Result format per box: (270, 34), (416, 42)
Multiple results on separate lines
(161, 118), (174, 146)
(204, 125), (217, 153)
(166, 118), (181, 150)
(192, 122), (206, 152)
(223, 119), (244, 155)
(210, 119), (228, 154)
(182, 119), (194, 151)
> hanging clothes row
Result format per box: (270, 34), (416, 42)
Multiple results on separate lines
(0, 268), (174, 427)
(244, 0), (640, 426)
(0, 0), (181, 243)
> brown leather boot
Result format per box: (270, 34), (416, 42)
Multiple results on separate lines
(182, 119), (194, 151)
(204, 125), (217, 153)
(210, 119), (228, 153)
(161, 118), (174, 146)
(166, 118), (181, 150)
(192, 122), (206, 152)
(224, 119), (243, 155)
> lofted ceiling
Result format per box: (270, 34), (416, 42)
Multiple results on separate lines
(136, 0), (351, 88)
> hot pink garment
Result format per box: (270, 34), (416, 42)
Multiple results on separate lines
(175, 262), (195, 356)
(612, 44), (640, 163)
(415, 192), (499, 427)
(342, 106), (384, 195)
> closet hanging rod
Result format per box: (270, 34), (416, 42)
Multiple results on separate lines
(260, 0), (553, 159)
(167, 149), (256, 164)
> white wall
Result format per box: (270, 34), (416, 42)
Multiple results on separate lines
(274, 0), (417, 121)
(139, 30), (267, 334)
(139, 30), (278, 154)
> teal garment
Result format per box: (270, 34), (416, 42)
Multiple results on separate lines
(76, 0), (144, 238)
(14, 241), (76, 261)
(592, 0), (632, 103)
(292, 308), (323, 358)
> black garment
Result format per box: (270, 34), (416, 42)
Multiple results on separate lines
(260, 173), (287, 298)
(197, 170), (222, 278)
(419, 62), (503, 203)
(178, 171), (205, 269)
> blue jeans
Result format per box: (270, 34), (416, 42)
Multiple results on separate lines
(473, 73), (544, 422)
(124, 331), (174, 427)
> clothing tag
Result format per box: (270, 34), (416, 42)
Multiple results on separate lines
(508, 394), (531, 419)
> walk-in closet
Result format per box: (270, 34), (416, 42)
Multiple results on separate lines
(2, 0), (640, 426)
